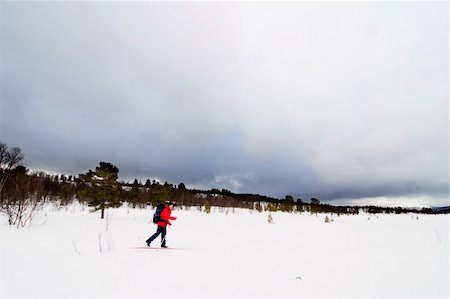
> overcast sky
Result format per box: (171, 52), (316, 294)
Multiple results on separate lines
(1, 2), (448, 205)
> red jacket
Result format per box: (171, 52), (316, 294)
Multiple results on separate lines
(157, 205), (177, 227)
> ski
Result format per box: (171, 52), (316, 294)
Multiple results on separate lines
(130, 246), (192, 250)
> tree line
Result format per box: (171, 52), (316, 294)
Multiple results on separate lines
(1, 141), (448, 225)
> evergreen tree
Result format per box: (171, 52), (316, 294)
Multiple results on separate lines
(148, 184), (170, 206)
(78, 162), (120, 219)
(129, 179), (140, 206)
(311, 198), (320, 205)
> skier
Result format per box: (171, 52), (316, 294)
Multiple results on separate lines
(146, 201), (177, 248)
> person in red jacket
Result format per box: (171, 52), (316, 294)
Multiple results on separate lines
(146, 202), (177, 248)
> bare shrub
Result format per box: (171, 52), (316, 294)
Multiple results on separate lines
(0, 142), (24, 196)
(1, 168), (47, 228)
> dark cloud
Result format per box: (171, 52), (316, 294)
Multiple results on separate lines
(1, 2), (448, 205)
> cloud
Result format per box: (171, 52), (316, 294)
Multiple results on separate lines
(1, 2), (448, 204)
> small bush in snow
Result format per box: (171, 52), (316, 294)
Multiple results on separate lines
(268, 212), (273, 224)
(204, 201), (211, 214)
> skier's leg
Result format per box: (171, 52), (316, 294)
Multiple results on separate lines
(161, 226), (167, 247)
(146, 226), (163, 245)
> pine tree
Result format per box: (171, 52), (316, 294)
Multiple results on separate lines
(148, 184), (170, 206)
(78, 162), (120, 219)
(129, 179), (140, 207)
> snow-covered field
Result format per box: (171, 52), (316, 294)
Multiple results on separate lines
(0, 203), (448, 299)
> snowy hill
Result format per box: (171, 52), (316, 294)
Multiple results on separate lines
(0, 203), (448, 298)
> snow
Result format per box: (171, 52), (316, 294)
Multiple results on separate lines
(0, 203), (448, 298)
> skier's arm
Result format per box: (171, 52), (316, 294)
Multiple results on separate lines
(160, 209), (174, 223)
(165, 209), (177, 221)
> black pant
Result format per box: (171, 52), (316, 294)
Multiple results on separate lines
(146, 225), (167, 246)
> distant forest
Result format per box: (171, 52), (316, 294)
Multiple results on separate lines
(1, 141), (448, 226)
